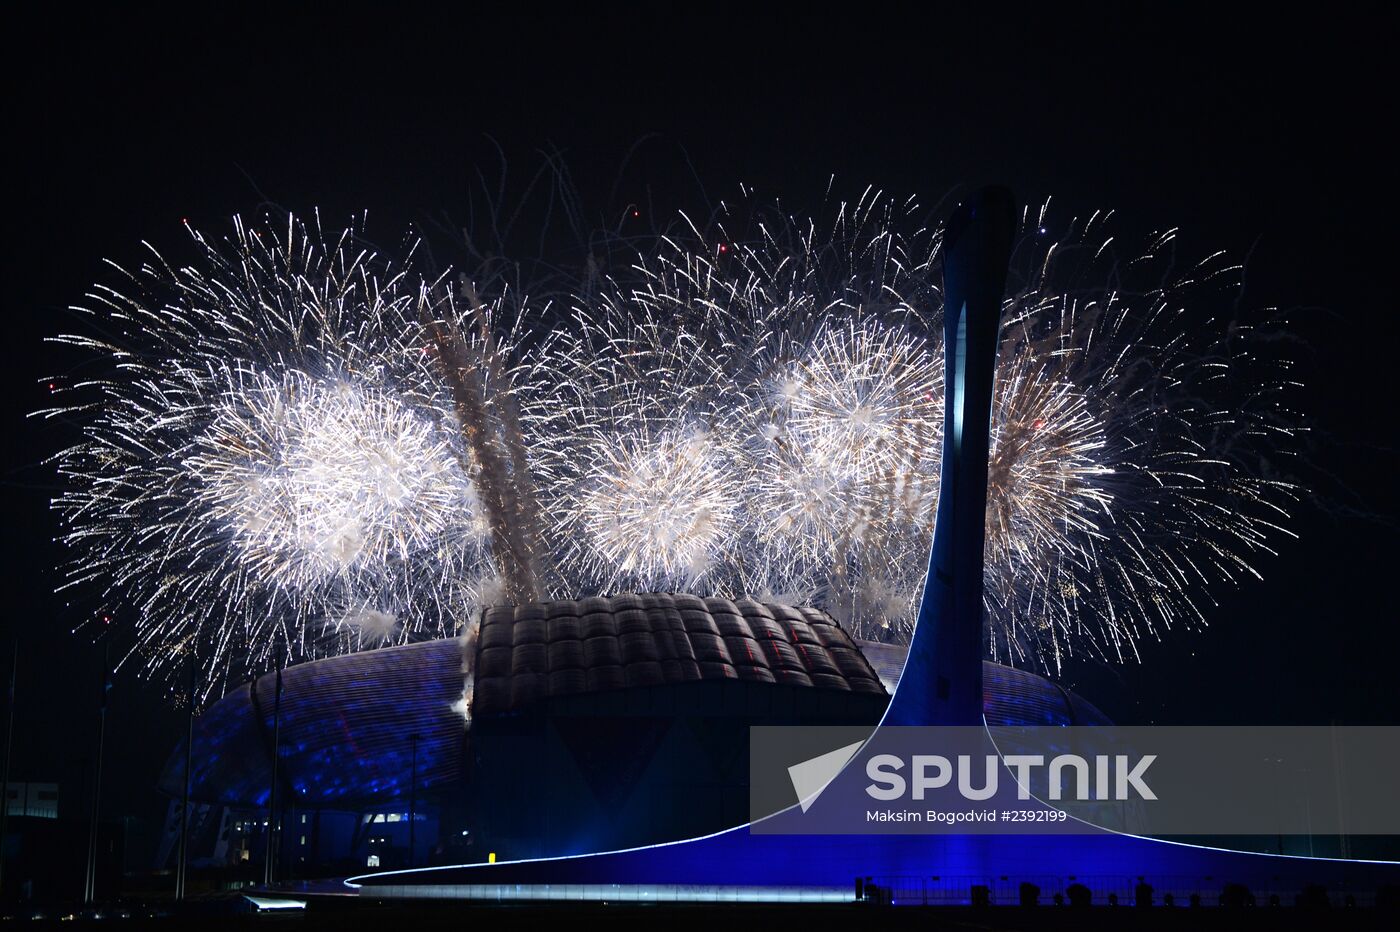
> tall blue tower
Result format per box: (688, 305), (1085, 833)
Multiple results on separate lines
(886, 186), (1016, 727)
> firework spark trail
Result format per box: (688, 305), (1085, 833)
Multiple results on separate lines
(420, 280), (543, 605)
(528, 192), (1301, 670)
(751, 317), (943, 559)
(578, 425), (738, 584)
(43, 215), (514, 696)
(190, 369), (476, 585)
(47, 193), (1301, 694)
(526, 285), (748, 592)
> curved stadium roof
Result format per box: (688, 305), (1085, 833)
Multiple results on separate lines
(161, 594), (1108, 808)
(472, 592), (886, 715)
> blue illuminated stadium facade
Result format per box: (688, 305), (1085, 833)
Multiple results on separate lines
(161, 622), (1398, 901)
(160, 596), (1110, 873)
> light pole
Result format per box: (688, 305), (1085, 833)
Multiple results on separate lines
(175, 650), (197, 900)
(84, 637), (111, 904)
(262, 657), (283, 887)
(407, 733), (420, 868)
(0, 641), (17, 898)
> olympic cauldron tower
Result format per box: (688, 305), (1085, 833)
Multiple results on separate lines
(886, 185), (1015, 727)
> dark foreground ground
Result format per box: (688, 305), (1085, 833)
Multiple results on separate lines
(5, 899), (1399, 930)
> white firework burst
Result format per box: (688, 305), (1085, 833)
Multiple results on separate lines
(749, 317), (942, 558)
(528, 190), (1300, 667)
(192, 368), (482, 586)
(44, 214), (509, 695)
(575, 425), (738, 586)
(45, 191), (1302, 690)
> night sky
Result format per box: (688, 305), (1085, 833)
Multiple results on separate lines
(4, 8), (1396, 858)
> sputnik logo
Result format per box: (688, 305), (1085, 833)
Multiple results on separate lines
(787, 741), (866, 812)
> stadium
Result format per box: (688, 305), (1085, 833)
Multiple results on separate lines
(157, 597), (1398, 905)
(149, 190), (1399, 907)
(158, 595), (1109, 875)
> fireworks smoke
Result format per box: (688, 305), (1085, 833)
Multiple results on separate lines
(47, 192), (1301, 693)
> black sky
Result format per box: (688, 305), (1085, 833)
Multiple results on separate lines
(3, 6), (1396, 848)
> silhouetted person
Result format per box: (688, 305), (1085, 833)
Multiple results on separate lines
(1019, 881), (1040, 906)
(1066, 883), (1091, 907)
(1135, 877), (1153, 907)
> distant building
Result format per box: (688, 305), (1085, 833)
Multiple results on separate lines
(3, 782), (58, 819)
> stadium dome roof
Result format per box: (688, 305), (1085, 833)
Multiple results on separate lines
(161, 594), (1108, 808)
(473, 592), (886, 716)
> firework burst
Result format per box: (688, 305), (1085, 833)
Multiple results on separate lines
(576, 425), (738, 584)
(750, 317), (942, 559)
(191, 368), (482, 586)
(44, 215), (511, 695)
(529, 191), (1300, 668)
(47, 192), (1301, 691)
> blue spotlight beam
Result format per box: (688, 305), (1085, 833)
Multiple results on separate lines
(887, 186), (1016, 727)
